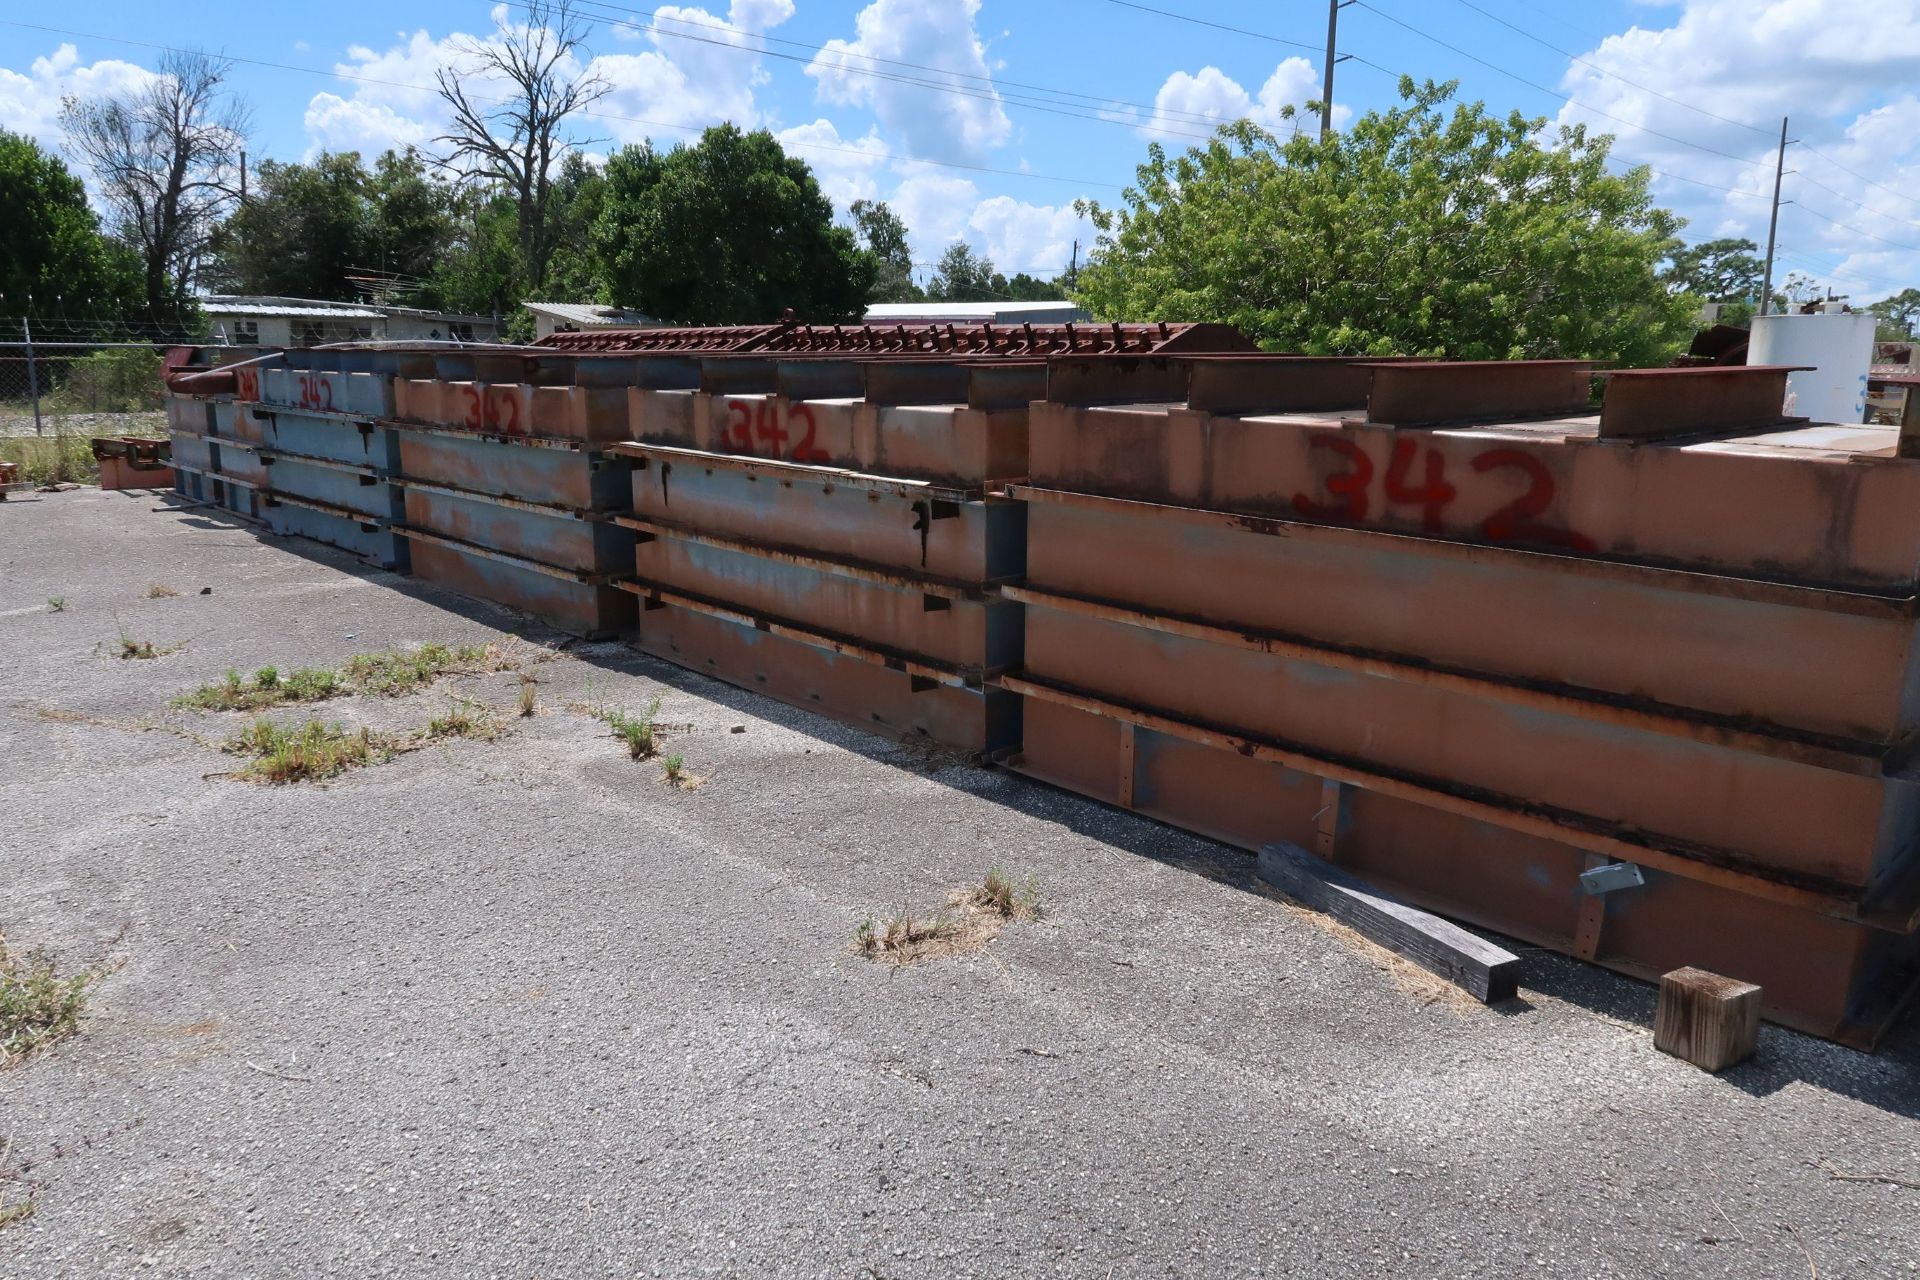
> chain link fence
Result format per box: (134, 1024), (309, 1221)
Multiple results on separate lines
(0, 333), (174, 487)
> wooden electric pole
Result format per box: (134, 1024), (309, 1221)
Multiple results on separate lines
(1758, 117), (1791, 317)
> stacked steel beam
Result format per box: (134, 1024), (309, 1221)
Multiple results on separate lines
(1001, 355), (1920, 1047)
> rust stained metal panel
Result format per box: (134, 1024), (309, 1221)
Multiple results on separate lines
(1023, 404), (1920, 588)
(395, 432), (628, 511)
(405, 537), (635, 638)
(1362, 360), (1596, 426)
(1018, 601), (1909, 894)
(258, 409), (392, 468)
(402, 488), (633, 573)
(1598, 366), (1809, 441)
(862, 360), (1047, 412)
(1013, 496), (1920, 745)
(627, 387), (1025, 485)
(630, 531), (1018, 672)
(632, 597), (1016, 753)
(622, 448), (1022, 581)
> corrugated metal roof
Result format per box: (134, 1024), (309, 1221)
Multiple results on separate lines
(205, 301), (385, 320)
(522, 301), (656, 326)
(864, 301), (1085, 323)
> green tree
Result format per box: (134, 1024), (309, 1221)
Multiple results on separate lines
(0, 129), (143, 331)
(593, 124), (875, 324)
(927, 241), (1001, 302)
(850, 199), (920, 303)
(1867, 288), (1920, 341)
(428, 188), (525, 324)
(366, 149), (457, 300)
(1660, 238), (1761, 302)
(207, 152), (372, 299)
(1075, 79), (1696, 365)
(1002, 271), (1068, 301)
(538, 151), (608, 303)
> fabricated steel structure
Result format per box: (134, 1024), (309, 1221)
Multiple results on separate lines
(160, 330), (1920, 1048)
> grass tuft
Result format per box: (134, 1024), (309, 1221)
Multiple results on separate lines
(224, 718), (389, 784)
(114, 626), (167, 659)
(968, 867), (1043, 921)
(854, 912), (962, 960)
(46, 597), (65, 613)
(173, 665), (340, 712)
(422, 699), (501, 742)
(594, 696), (664, 760)
(1, 934), (96, 1067)
(145, 583), (179, 599)
(344, 642), (499, 697)
(517, 675), (538, 717)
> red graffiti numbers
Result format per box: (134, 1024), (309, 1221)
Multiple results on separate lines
(461, 385), (484, 430)
(789, 404), (830, 463)
(484, 386), (524, 434)
(296, 373), (334, 411)
(752, 400), (789, 453)
(1292, 437), (1373, 522)
(1470, 449), (1596, 552)
(721, 399), (834, 463)
(234, 368), (260, 401)
(1383, 437), (1457, 533)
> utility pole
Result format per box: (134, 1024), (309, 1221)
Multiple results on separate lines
(1758, 116), (1791, 318)
(239, 149), (247, 203)
(1069, 239), (1078, 290)
(22, 312), (42, 437)
(1322, 0), (1353, 140)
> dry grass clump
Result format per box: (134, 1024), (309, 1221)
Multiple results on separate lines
(517, 675), (538, 717)
(112, 626), (178, 660)
(174, 665), (341, 712)
(854, 869), (1044, 966)
(225, 718), (390, 784)
(422, 699), (502, 742)
(1, 934), (98, 1068)
(144, 583), (179, 599)
(344, 642), (502, 697)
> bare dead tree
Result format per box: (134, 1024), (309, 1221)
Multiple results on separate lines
(434, 0), (609, 293)
(59, 49), (248, 322)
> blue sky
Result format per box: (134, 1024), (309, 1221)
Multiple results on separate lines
(5, 0), (1919, 299)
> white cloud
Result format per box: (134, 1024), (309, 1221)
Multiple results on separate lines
(0, 43), (159, 154)
(807, 0), (1011, 164)
(1552, 0), (1920, 298)
(1131, 58), (1347, 141)
(776, 117), (889, 209)
(302, 1), (797, 161)
(964, 195), (1092, 278)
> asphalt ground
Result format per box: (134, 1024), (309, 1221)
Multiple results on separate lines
(3, 487), (1917, 1279)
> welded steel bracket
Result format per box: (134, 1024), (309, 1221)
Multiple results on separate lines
(1580, 861), (1646, 895)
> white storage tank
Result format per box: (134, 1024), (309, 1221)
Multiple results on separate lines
(1749, 309), (1877, 424)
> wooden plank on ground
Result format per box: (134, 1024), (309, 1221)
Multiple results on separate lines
(1257, 841), (1521, 1003)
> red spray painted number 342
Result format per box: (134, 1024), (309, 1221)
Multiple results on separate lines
(1293, 437), (1594, 552)
(724, 400), (830, 463)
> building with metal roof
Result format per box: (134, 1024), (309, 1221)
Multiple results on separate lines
(202, 295), (503, 348)
(522, 302), (658, 341)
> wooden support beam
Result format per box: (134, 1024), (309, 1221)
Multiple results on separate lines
(1655, 967), (1761, 1072)
(1257, 841), (1521, 1003)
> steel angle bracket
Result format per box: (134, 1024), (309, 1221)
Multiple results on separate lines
(1579, 862), (1646, 895)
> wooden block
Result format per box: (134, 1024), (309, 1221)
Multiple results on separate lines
(1257, 842), (1521, 1003)
(1655, 967), (1760, 1072)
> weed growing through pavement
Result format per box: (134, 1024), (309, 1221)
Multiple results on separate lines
(968, 867), (1044, 921)
(854, 869), (1045, 966)
(144, 584), (179, 599)
(422, 699), (502, 742)
(173, 666), (341, 711)
(593, 696), (664, 759)
(344, 642), (502, 696)
(224, 718), (390, 784)
(1, 934), (100, 1068)
(517, 675), (538, 717)
(45, 597), (65, 612)
(112, 626), (177, 660)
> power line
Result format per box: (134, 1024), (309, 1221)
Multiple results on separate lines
(1445, 0), (1773, 137)
(1092, 0), (1325, 54)
(1351, 1), (1768, 168)
(0, 18), (1125, 191)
